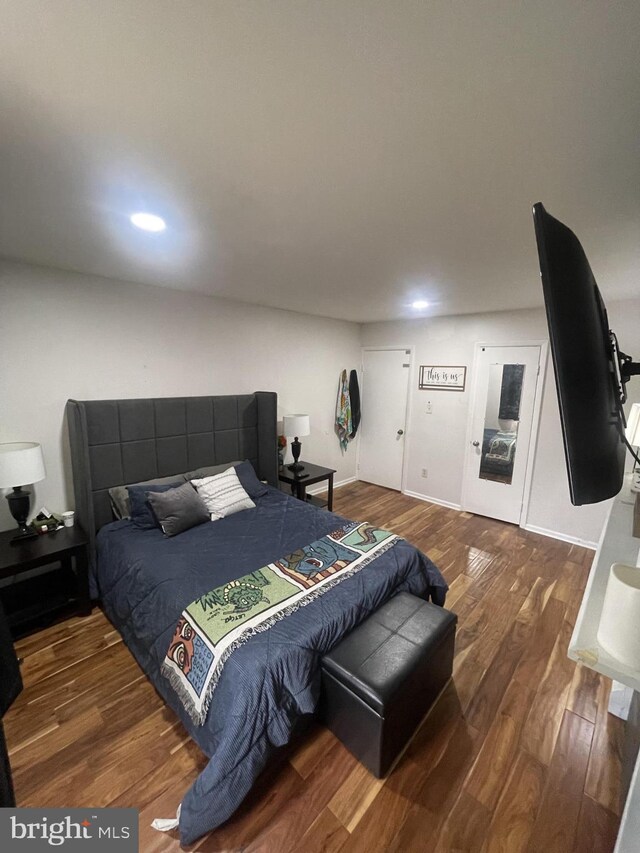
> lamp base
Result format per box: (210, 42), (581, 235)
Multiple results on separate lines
(10, 527), (38, 546)
(287, 437), (304, 473)
(6, 486), (37, 545)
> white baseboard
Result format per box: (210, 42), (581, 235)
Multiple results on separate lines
(306, 476), (357, 496)
(345, 483), (596, 549)
(522, 523), (598, 550)
(402, 489), (462, 511)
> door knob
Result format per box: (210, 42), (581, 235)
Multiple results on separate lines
(397, 429), (404, 436)
(472, 440), (480, 447)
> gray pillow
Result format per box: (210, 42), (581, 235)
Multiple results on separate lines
(146, 482), (210, 537)
(235, 460), (269, 498)
(184, 461), (242, 480)
(109, 473), (188, 519)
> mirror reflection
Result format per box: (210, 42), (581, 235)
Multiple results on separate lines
(479, 364), (525, 485)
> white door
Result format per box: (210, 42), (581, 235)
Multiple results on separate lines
(463, 345), (541, 524)
(358, 348), (411, 490)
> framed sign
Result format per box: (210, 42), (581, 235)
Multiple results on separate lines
(418, 365), (466, 391)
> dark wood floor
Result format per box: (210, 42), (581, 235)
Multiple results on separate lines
(4, 482), (623, 852)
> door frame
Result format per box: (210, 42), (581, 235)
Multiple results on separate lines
(356, 345), (415, 493)
(461, 340), (548, 527)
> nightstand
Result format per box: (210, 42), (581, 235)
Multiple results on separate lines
(0, 526), (91, 638)
(279, 463), (337, 511)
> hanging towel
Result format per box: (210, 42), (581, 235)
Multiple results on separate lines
(335, 369), (352, 451)
(349, 369), (361, 439)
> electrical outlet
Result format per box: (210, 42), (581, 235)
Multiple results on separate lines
(426, 401), (433, 414)
(421, 468), (428, 478)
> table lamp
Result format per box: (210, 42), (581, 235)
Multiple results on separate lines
(0, 443), (46, 543)
(283, 415), (310, 473)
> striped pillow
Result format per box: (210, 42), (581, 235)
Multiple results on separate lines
(191, 467), (255, 520)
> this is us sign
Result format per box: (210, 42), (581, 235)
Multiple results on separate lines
(418, 365), (466, 391)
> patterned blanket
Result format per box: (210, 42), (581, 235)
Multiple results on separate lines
(161, 522), (399, 724)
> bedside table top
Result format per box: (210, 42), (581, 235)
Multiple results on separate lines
(0, 525), (88, 574)
(278, 462), (336, 487)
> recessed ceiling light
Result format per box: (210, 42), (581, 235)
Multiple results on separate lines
(130, 212), (166, 232)
(411, 300), (429, 310)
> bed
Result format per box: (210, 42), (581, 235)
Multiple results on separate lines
(66, 393), (447, 845)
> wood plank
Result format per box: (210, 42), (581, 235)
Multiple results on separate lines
(441, 572), (474, 610)
(289, 723), (338, 780)
(13, 610), (105, 660)
(526, 710), (594, 852)
(465, 678), (534, 809)
(471, 585), (528, 670)
(383, 717), (481, 853)
(451, 647), (488, 714)
(515, 575), (557, 628)
(482, 750), (547, 853)
(519, 616), (576, 766)
(512, 596), (566, 688)
(18, 627), (122, 685)
(291, 808), (349, 853)
(327, 760), (385, 832)
(465, 616), (534, 735)
(434, 791), (491, 853)
(584, 675), (626, 815)
(9, 706), (102, 773)
(571, 795), (618, 853)
(566, 664), (602, 724)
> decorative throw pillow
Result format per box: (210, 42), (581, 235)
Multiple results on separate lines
(192, 467), (255, 520)
(110, 474), (187, 519)
(127, 481), (183, 529)
(235, 460), (269, 498)
(146, 482), (210, 537)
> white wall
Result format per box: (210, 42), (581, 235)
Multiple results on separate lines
(0, 261), (361, 531)
(3, 257), (638, 548)
(362, 298), (640, 547)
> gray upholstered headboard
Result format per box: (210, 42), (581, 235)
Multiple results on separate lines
(66, 392), (278, 565)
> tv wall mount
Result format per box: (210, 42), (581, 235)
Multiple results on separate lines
(610, 332), (640, 406)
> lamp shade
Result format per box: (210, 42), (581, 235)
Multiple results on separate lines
(283, 415), (310, 438)
(0, 443), (46, 488)
(626, 403), (640, 446)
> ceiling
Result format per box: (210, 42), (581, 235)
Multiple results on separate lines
(1, 1), (638, 323)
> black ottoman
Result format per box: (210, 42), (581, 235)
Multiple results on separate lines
(320, 592), (456, 777)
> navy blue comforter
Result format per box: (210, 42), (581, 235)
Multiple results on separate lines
(94, 487), (447, 844)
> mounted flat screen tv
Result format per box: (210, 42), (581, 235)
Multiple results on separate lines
(532, 203), (639, 505)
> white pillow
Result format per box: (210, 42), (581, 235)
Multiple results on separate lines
(191, 467), (255, 520)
